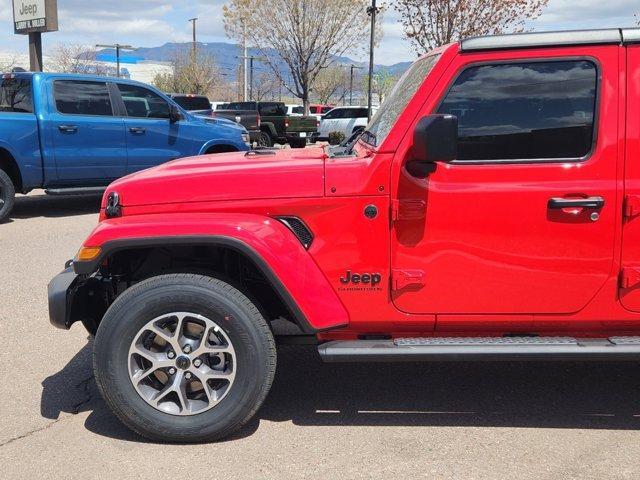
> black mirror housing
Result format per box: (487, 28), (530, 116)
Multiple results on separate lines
(408, 114), (458, 176)
(169, 104), (183, 123)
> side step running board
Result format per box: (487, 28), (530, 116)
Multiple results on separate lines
(318, 336), (640, 362)
(45, 187), (106, 196)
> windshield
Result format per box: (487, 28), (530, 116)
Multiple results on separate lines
(0, 76), (33, 113)
(364, 54), (440, 146)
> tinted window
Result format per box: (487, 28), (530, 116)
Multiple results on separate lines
(437, 60), (597, 161)
(226, 102), (256, 111)
(323, 109), (342, 119)
(118, 84), (170, 119)
(0, 77), (32, 113)
(259, 102), (286, 116)
(292, 106), (304, 114)
(320, 106), (333, 114)
(171, 95), (210, 111)
(54, 81), (113, 116)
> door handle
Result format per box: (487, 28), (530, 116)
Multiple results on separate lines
(548, 196), (605, 209)
(58, 125), (78, 133)
(129, 127), (146, 134)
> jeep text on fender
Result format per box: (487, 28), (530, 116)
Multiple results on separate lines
(49, 28), (640, 442)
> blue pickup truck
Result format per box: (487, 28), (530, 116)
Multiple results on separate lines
(0, 72), (250, 221)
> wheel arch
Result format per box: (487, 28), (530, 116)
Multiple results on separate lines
(0, 146), (23, 191)
(73, 216), (349, 334)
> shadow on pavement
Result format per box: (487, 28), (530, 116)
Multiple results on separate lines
(10, 193), (102, 220)
(41, 340), (640, 444)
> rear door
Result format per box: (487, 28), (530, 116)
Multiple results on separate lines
(620, 45), (640, 311)
(391, 46), (619, 319)
(49, 79), (126, 183)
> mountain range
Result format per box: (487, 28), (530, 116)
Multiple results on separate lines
(96, 41), (413, 80)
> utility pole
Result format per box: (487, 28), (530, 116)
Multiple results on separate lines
(237, 55), (264, 101)
(188, 18), (198, 57)
(96, 44), (137, 77)
(366, 0), (379, 120)
(242, 23), (248, 101)
(348, 65), (363, 106)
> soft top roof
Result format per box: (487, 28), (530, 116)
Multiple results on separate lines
(461, 28), (640, 52)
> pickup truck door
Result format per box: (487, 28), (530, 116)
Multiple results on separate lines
(48, 79), (127, 183)
(391, 47), (619, 320)
(115, 83), (196, 173)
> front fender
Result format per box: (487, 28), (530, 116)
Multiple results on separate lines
(74, 213), (349, 332)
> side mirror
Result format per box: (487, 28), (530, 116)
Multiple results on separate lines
(169, 104), (183, 123)
(407, 114), (458, 177)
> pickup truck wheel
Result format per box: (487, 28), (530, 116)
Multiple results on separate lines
(93, 273), (276, 443)
(0, 169), (15, 223)
(257, 131), (273, 148)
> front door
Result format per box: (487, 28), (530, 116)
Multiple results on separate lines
(115, 83), (194, 174)
(392, 47), (619, 318)
(49, 79), (126, 183)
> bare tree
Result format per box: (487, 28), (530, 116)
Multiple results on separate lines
(47, 43), (106, 74)
(313, 66), (349, 104)
(0, 55), (19, 73)
(153, 49), (224, 96)
(224, 0), (374, 113)
(366, 69), (396, 105)
(395, 0), (549, 55)
(251, 72), (281, 101)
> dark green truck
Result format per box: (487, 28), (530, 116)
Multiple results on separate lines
(217, 101), (317, 148)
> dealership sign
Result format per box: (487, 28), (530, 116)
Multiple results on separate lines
(13, 0), (58, 34)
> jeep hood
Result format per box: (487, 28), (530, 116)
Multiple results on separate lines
(105, 147), (327, 207)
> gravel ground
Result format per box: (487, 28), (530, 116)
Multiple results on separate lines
(1, 191), (640, 479)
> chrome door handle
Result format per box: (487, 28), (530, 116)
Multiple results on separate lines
(129, 127), (146, 134)
(548, 197), (604, 209)
(58, 125), (78, 133)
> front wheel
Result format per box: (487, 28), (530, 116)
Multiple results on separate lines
(0, 169), (16, 223)
(93, 274), (276, 442)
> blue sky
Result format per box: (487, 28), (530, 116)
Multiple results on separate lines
(0, 0), (639, 65)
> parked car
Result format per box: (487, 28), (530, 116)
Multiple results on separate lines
(49, 27), (640, 443)
(220, 101), (317, 148)
(168, 94), (213, 116)
(0, 72), (250, 222)
(210, 101), (229, 111)
(285, 104), (302, 116)
(314, 105), (372, 141)
(212, 108), (261, 146)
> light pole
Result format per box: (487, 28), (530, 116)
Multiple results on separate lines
(366, 0), (379, 120)
(96, 44), (137, 77)
(188, 18), (198, 57)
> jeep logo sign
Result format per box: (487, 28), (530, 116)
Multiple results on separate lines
(13, 0), (58, 34)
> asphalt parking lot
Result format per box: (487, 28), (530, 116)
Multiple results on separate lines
(2, 191), (640, 479)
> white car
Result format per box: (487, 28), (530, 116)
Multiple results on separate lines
(315, 106), (374, 141)
(285, 104), (303, 116)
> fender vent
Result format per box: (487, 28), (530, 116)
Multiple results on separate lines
(275, 216), (313, 249)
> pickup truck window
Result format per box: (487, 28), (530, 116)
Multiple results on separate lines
(0, 77), (32, 113)
(259, 103), (287, 116)
(438, 60), (597, 162)
(118, 84), (170, 119)
(54, 80), (113, 116)
(365, 54), (441, 146)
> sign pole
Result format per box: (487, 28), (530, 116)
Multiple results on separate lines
(28, 32), (43, 72)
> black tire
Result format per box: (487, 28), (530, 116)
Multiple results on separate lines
(290, 138), (307, 149)
(0, 169), (16, 223)
(93, 273), (276, 443)
(257, 130), (273, 148)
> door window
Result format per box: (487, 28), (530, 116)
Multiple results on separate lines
(437, 60), (597, 161)
(54, 81), (113, 116)
(118, 84), (170, 119)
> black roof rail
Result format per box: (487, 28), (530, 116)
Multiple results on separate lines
(461, 28), (640, 52)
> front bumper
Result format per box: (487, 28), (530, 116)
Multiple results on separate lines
(47, 266), (79, 330)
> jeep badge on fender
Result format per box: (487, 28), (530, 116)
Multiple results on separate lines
(340, 270), (382, 286)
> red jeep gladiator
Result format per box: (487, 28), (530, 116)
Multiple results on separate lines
(49, 28), (640, 442)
